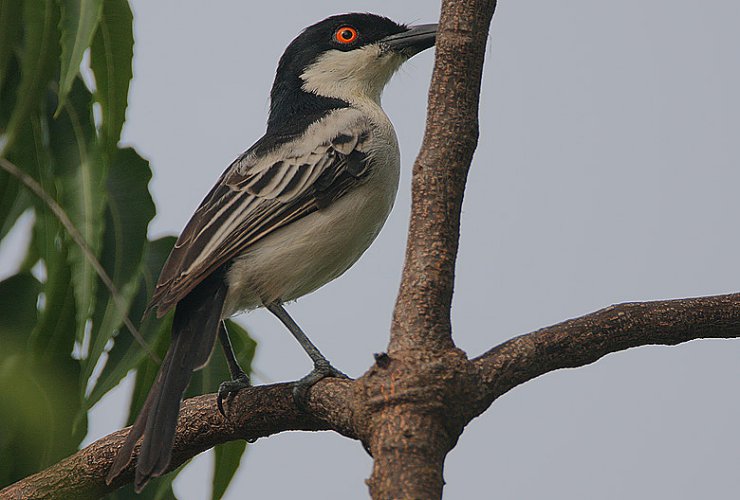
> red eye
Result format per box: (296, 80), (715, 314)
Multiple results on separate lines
(335, 26), (358, 44)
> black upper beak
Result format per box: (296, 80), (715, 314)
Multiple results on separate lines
(381, 23), (437, 57)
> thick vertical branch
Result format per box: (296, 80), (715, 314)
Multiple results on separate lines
(390, 0), (498, 354)
(367, 1), (498, 499)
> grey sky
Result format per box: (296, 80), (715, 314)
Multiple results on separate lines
(80, 1), (740, 498)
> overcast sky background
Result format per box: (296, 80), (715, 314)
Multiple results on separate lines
(71, 0), (740, 498)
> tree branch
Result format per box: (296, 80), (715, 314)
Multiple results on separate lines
(367, 0), (499, 497)
(0, 380), (354, 499)
(8, 1), (739, 499)
(469, 293), (740, 418)
(6, 292), (740, 498)
(390, 0), (498, 354)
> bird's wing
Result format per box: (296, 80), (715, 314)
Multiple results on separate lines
(148, 108), (373, 316)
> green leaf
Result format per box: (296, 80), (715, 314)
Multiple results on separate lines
(0, 59), (29, 241)
(0, 114), (35, 242)
(0, 47), (20, 130)
(211, 441), (247, 500)
(212, 440), (247, 500)
(1, 0), (58, 156)
(17, 116), (88, 464)
(0, 176), (29, 242)
(0, 271), (85, 482)
(56, 0), (102, 114)
(0, 272), (40, 340)
(105, 460), (188, 500)
(87, 237), (176, 408)
(0, 273), (41, 485)
(26, 146), (79, 368)
(0, 0), (22, 95)
(17, 112), (79, 364)
(83, 148), (155, 398)
(90, 0), (133, 157)
(28, 212), (78, 361)
(49, 77), (106, 345)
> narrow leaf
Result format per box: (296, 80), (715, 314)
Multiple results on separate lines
(0, 0), (22, 95)
(56, 0), (102, 113)
(0, 115), (35, 241)
(83, 148), (155, 396)
(87, 236), (176, 407)
(90, 0), (133, 156)
(49, 78), (107, 345)
(24, 114), (79, 364)
(0, 273), (40, 340)
(17, 112), (88, 467)
(212, 441), (247, 500)
(0, 47), (20, 129)
(0, 273), (42, 485)
(1, 0), (58, 156)
(0, 273), (84, 478)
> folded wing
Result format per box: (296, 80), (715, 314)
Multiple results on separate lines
(148, 108), (373, 317)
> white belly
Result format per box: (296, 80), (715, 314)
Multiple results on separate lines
(222, 153), (399, 317)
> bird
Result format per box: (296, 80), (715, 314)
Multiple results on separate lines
(106, 12), (437, 491)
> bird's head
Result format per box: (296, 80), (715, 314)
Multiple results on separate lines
(269, 13), (436, 120)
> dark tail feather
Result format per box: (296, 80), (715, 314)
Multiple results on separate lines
(106, 364), (165, 483)
(106, 272), (227, 490)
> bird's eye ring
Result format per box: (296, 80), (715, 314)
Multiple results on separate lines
(334, 26), (358, 44)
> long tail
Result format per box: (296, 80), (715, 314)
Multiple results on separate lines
(106, 272), (227, 491)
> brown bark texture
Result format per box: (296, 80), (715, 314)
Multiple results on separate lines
(4, 0), (740, 498)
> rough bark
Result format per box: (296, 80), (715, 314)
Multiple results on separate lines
(389, 0), (497, 355)
(6, 292), (740, 499)
(1, 381), (353, 499)
(365, 1), (498, 497)
(3, 0), (740, 498)
(469, 293), (740, 419)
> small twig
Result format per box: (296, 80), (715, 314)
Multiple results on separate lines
(0, 156), (159, 362)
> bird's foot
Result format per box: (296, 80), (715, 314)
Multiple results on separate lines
(293, 360), (349, 410)
(217, 372), (251, 417)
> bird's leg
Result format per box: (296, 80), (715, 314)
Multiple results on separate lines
(265, 302), (349, 408)
(216, 321), (251, 416)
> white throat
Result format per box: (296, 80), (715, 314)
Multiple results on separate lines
(300, 44), (406, 107)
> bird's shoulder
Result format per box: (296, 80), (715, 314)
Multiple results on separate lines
(223, 107), (374, 202)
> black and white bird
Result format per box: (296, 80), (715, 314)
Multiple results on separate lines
(107, 13), (436, 491)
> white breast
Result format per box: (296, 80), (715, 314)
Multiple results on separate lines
(222, 107), (400, 316)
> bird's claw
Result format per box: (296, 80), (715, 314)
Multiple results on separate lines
(217, 372), (251, 417)
(293, 361), (349, 410)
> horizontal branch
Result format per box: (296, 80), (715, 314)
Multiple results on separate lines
(1, 379), (354, 499)
(8, 291), (740, 498)
(469, 293), (740, 417)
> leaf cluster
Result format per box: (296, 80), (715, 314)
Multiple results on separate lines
(0, 2), (254, 497)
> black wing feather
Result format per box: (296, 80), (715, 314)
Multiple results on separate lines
(148, 110), (372, 316)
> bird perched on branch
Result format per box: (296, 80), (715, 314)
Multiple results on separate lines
(106, 12), (436, 491)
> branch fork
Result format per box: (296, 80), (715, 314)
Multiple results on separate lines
(4, 0), (740, 498)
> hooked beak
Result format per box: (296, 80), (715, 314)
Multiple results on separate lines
(380, 23), (437, 57)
